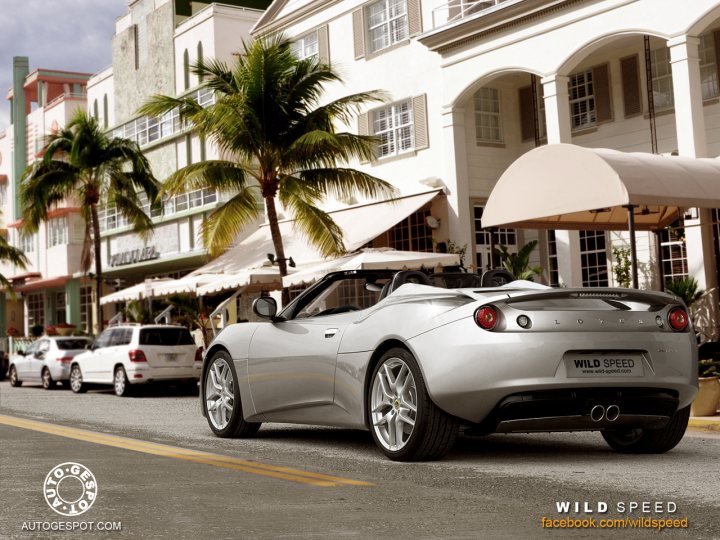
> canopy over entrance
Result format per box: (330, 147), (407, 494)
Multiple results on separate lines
(482, 144), (720, 231)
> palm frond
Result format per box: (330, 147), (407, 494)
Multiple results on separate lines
(291, 168), (396, 202)
(0, 236), (29, 268)
(200, 190), (261, 256)
(160, 161), (255, 197)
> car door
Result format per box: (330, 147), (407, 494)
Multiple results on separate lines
(83, 329), (113, 381)
(30, 339), (51, 380)
(14, 341), (38, 380)
(247, 276), (379, 416)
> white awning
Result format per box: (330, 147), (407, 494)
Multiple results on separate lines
(482, 144), (720, 230)
(282, 248), (460, 287)
(100, 278), (174, 305)
(151, 274), (225, 297)
(196, 267), (285, 296)
(192, 189), (443, 293)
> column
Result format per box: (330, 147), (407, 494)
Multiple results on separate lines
(66, 279), (81, 328)
(668, 35), (717, 292)
(542, 74), (581, 284)
(541, 74), (572, 145)
(441, 107), (474, 267)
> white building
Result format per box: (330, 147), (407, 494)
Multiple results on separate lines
(252, 0), (720, 309)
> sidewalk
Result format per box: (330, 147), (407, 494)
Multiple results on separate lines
(689, 414), (720, 433)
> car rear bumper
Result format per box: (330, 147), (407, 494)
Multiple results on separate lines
(408, 318), (698, 424)
(48, 364), (71, 381)
(126, 362), (202, 383)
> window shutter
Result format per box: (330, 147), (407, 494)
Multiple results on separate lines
(592, 63), (613, 123)
(318, 25), (330, 64)
(358, 112), (370, 164)
(413, 94), (429, 150)
(620, 55), (642, 117)
(408, 0), (422, 37)
(518, 85), (534, 141)
(713, 31), (720, 96)
(352, 9), (365, 60)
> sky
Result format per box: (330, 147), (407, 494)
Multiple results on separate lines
(0, 0), (127, 130)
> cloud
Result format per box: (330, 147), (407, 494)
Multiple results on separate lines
(0, 0), (127, 130)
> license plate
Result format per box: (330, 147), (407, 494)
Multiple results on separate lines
(566, 353), (644, 377)
(160, 353), (178, 362)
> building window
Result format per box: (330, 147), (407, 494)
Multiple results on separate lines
(388, 209), (433, 252)
(473, 205), (516, 271)
(292, 31), (319, 60)
(474, 87), (502, 143)
(660, 222), (688, 281)
(0, 185), (7, 208)
(112, 88), (212, 149)
(568, 70), (596, 129)
(372, 99), (413, 158)
(699, 33), (718, 100)
(650, 46), (674, 111)
(366, 0), (408, 54)
(547, 230), (559, 286)
(48, 217), (68, 248)
(183, 48), (190, 90)
(80, 286), (93, 333)
(27, 292), (44, 328)
(55, 292), (67, 325)
(93, 99), (99, 120)
(103, 94), (109, 128)
(18, 232), (34, 253)
(579, 230), (608, 287)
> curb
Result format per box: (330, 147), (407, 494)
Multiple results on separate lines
(688, 418), (720, 433)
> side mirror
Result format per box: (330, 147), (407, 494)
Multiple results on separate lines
(16, 349), (25, 356)
(36, 351), (46, 359)
(252, 297), (278, 319)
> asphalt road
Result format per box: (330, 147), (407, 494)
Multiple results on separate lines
(0, 381), (718, 539)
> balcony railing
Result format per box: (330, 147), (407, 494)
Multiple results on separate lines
(45, 91), (86, 110)
(432, 0), (515, 29)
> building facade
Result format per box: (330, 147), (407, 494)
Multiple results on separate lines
(0, 0), (270, 337)
(252, 0), (720, 333)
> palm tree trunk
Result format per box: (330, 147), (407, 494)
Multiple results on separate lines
(90, 204), (104, 334)
(265, 195), (289, 306)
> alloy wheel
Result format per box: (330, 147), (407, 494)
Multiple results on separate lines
(9, 366), (18, 386)
(114, 369), (127, 396)
(205, 357), (235, 430)
(370, 357), (418, 452)
(42, 369), (52, 389)
(70, 367), (83, 392)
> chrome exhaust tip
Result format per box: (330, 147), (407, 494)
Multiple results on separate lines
(590, 405), (605, 422)
(605, 404), (620, 422)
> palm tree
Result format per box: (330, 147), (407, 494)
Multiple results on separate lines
(0, 228), (29, 298)
(20, 109), (160, 333)
(139, 34), (395, 305)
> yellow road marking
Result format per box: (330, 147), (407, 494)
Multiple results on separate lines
(0, 414), (373, 488)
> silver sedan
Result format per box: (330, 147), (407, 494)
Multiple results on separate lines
(200, 270), (697, 461)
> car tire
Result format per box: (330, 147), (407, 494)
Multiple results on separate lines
(203, 350), (260, 438)
(9, 365), (21, 387)
(601, 405), (691, 454)
(368, 347), (459, 461)
(70, 365), (87, 394)
(114, 367), (132, 397)
(41, 368), (55, 390)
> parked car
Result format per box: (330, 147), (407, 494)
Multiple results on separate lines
(200, 269), (698, 461)
(9, 336), (93, 389)
(70, 324), (202, 396)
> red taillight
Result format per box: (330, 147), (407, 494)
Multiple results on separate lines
(195, 348), (203, 363)
(56, 356), (73, 364)
(475, 305), (499, 330)
(668, 307), (689, 332)
(128, 350), (147, 363)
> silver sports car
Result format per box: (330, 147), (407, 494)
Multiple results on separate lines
(201, 270), (698, 461)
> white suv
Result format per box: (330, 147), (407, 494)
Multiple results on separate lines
(70, 325), (201, 396)
(9, 336), (93, 389)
